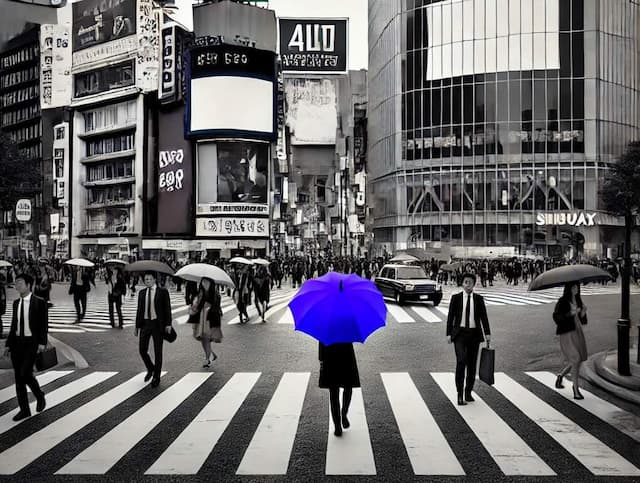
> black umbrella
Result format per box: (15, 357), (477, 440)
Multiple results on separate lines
(124, 260), (175, 275)
(528, 264), (613, 291)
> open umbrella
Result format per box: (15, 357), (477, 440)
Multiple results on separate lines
(389, 253), (419, 263)
(253, 258), (271, 266)
(105, 259), (127, 266)
(528, 264), (613, 291)
(0, 260), (12, 268)
(289, 272), (387, 345)
(124, 260), (175, 275)
(64, 258), (95, 268)
(440, 262), (462, 272)
(229, 257), (253, 265)
(175, 263), (235, 288)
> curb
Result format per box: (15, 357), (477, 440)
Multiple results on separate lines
(48, 335), (89, 369)
(581, 353), (640, 406)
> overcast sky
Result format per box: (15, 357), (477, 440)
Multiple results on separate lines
(173, 0), (368, 70)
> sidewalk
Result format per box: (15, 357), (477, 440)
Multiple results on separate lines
(582, 348), (640, 405)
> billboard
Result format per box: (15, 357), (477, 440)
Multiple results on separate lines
(40, 24), (72, 109)
(136, 0), (159, 92)
(186, 44), (276, 139)
(159, 23), (186, 104)
(284, 77), (337, 145)
(157, 106), (193, 234)
(72, 0), (136, 53)
(279, 18), (347, 73)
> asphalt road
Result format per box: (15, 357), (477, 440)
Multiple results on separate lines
(0, 280), (639, 482)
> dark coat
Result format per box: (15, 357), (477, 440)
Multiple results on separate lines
(553, 297), (587, 335)
(69, 272), (93, 295)
(106, 274), (126, 299)
(446, 291), (491, 342)
(6, 294), (48, 349)
(135, 286), (172, 328)
(318, 342), (361, 389)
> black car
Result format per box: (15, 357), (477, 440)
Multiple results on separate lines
(374, 264), (443, 306)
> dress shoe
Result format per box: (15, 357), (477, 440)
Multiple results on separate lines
(457, 394), (467, 406)
(36, 393), (46, 412)
(151, 378), (160, 388)
(573, 387), (584, 400)
(555, 375), (565, 389)
(334, 426), (342, 437)
(464, 392), (475, 402)
(144, 370), (154, 382)
(341, 412), (350, 429)
(12, 410), (31, 422)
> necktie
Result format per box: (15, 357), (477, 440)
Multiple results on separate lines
(19, 299), (25, 337)
(465, 294), (471, 328)
(146, 288), (151, 319)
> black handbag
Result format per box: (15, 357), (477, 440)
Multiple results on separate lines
(479, 346), (495, 385)
(163, 326), (177, 343)
(35, 346), (58, 371)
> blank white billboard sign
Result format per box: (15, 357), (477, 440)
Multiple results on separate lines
(190, 76), (274, 135)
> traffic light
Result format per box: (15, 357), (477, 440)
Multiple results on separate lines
(5, 0), (67, 7)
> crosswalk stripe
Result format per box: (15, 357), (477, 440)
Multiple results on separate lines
(480, 295), (527, 306)
(386, 304), (414, 323)
(431, 373), (555, 476)
(0, 372), (117, 435)
(434, 305), (449, 317)
(146, 372), (261, 475)
(484, 300), (507, 306)
(325, 388), (376, 475)
(526, 372), (640, 442)
(0, 371), (166, 475)
(50, 328), (92, 334)
(276, 308), (294, 325)
(410, 306), (442, 323)
(236, 372), (310, 475)
(0, 370), (73, 405)
(381, 373), (463, 475)
(56, 372), (211, 475)
(491, 290), (557, 303)
(485, 293), (542, 305)
(492, 373), (640, 476)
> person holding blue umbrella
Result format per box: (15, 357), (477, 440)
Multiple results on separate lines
(289, 272), (386, 437)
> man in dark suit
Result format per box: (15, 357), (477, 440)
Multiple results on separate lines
(106, 267), (126, 329)
(135, 271), (172, 387)
(3, 273), (47, 421)
(69, 267), (95, 322)
(446, 272), (491, 406)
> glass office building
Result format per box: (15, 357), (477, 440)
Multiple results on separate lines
(368, 0), (639, 258)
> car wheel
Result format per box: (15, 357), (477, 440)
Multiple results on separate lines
(395, 291), (403, 305)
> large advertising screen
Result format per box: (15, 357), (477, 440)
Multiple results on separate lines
(284, 77), (337, 145)
(279, 18), (347, 73)
(72, 0), (137, 53)
(186, 44), (276, 139)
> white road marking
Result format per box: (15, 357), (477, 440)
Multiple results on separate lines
(276, 308), (295, 325)
(236, 372), (310, 475)
(410, 306), (442, 323)
(0, 370), (73, 405)
(386, 304), (415, 323)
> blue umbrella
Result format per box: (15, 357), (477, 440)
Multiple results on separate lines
(289, 272), (387, 345)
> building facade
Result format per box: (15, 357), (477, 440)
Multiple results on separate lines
(368, 0), (640, 259)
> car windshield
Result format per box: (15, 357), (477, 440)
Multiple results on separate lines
(396, 267), (428, 280)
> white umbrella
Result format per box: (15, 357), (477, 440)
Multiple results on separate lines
(253, 258), (271, 266)
(0, 260), (12, 268)
(105, 259), (127, 265)
(229, 257), (254, 265)
(64, 258), (95, 267)
(175, 263), (235, 288)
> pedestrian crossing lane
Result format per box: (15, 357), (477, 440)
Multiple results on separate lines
(0, 370), (72, 405)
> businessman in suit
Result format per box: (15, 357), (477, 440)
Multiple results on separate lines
(106, 267), (126, 329)
(69, 267), (95, 322)
(135, 271), (172, 387)
(3, 273), (47, 421)
(446, 272), (491, 406)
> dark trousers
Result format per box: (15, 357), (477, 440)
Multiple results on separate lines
(73, 292), (87, 318)
(10, 337), (43, 412)
(329, 387), (353, 428)
(108, 294), (123, 326)
(139, 319), (163, 378)
(454, 328), (481, 394)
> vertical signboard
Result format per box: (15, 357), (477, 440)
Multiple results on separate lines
(284, 77), (337, 144)
(157, 106), (193, 234)
(278, 18), (348, 73)
(159, 23), (186, 104)
(136, 0), (160, 92)
(40, 24), (72, 109)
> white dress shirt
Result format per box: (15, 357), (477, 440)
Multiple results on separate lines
(145, 286), (157, 320)
(18, 293), (32, 337)
(461, 291), (476, 329)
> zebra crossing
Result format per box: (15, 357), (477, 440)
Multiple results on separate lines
(0, 368), (639, 477)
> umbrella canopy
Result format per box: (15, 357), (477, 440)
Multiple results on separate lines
(229, 257), (254, 265)
(64, 258), (95, 268)
(389, 253), (420, 263)
(253, 258), (271, 266)
(400, 248), (431, 261)
(440, 262), (462, 272)
(0, 260), (12, 268)
(528, 264), (614, 291)
(289, 272), (387, 345)
(105, 259), (127, 265)
(124, 260), (175, 275)
(175, 263), (235, 288)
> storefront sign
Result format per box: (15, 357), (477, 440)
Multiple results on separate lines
(284, 77), (337, 144)
(196, 217), (269, 238)
(196, 203), (269, 215)
(15, 199), (31, 222)
(136, 0), (159, 92)
(40, 24), (72, 109)
(159, 25), (176, 101)
(72, 35), (137, 66)
(72, 0), (137, 54)
(50, 213), (60, 234)
(536, 212), (598, 227)
(279, 18), (347, 73)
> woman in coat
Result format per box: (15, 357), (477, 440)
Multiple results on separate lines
(319, 342), (361, 436)
(553, 282), (588, 399)
(188, 277), (223, 368)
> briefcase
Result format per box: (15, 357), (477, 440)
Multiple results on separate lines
(35, 346), (58, 371)
(479, 346), (495, 385)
